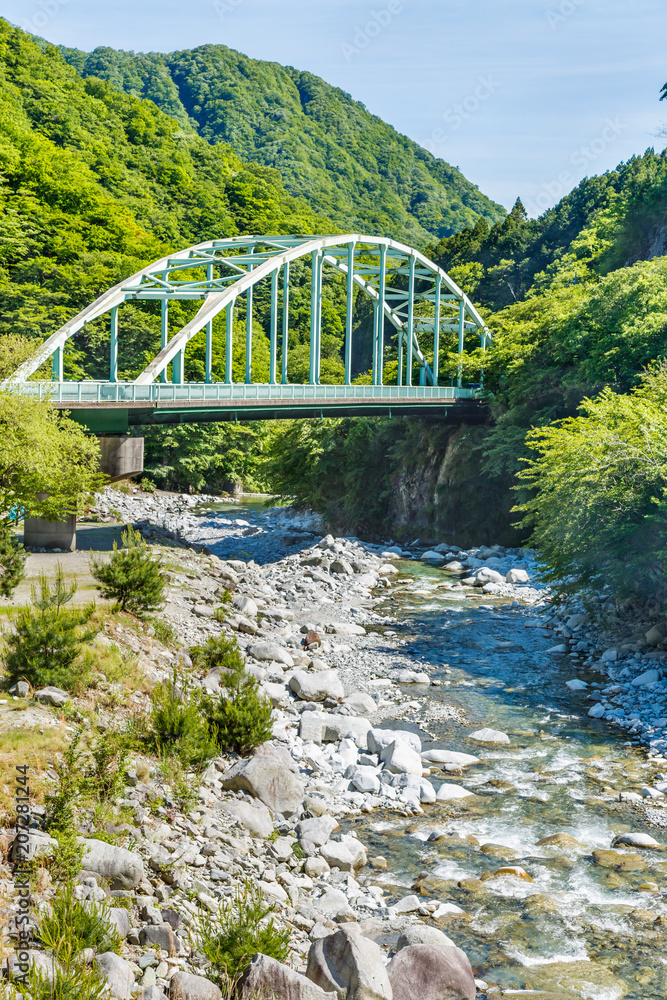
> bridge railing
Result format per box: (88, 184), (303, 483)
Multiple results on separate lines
(15, 382), (479, 404)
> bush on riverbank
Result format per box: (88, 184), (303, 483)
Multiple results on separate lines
(518, 363), (667, 609)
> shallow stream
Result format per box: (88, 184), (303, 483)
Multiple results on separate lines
(361, 561), (667, 999)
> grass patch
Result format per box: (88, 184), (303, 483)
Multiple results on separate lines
(0, 727), (66, 826)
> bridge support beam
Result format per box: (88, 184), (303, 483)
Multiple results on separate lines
(98, 435), (144, 483)
(344, 242), (355, 385)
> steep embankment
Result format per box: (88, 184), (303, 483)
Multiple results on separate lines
(59, 42), (505, 246)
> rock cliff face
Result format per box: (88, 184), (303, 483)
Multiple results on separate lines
(385, 424), (520, 548)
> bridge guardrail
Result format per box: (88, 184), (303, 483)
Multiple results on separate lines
(15, 382), (479, 404)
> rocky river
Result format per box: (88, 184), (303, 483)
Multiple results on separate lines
(11, 488), (667, 1000)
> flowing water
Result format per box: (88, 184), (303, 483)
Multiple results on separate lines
(359, 561), (667, 999)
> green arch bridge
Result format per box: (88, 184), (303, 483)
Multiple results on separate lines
(6, 234), (491, 433)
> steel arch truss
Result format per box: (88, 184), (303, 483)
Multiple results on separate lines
(9, 234), (491, 388)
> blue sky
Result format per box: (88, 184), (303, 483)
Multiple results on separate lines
(4, 0), (666, 214)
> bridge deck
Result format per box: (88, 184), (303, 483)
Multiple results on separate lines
(16, 382), (486, 432)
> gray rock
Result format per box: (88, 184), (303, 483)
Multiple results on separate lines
(34, 686), (70, 706)
(344, 692), (377, 715)
(386, 944), (475, 1000)
(219, 798), (274, 838)
(421, 750), (480, 767)
(467, 727), (510, 744)
(306, 925), (392, 1000)
(322, 715), (371, 747)
(193, 604), (215, 618)
(300, 711), (327, 744)
(380, 740), (423, 776)
(248, 642), (294, 666)
(367, 728), (421, 754)
(296, 814), (339, 847)
(139, 988), (166, 1000)
(290, 670), (345, 703)
(80, 839), (144, 889)
(95, 952), (135, 1000)
(506, 568), (529, 583)
(11, 829), (58, 863)
(320, 835), (367, 871)
(9, 680), (30, 697)
(221, 750), (305, 816)
(140, 923), (182, 953)
(170, 971), (222, 999)
(6, 949), (58, 982)
(233, 595), (259, 617)
(108, 906), (131, 939)
(396, 925), (457, 953)
(241, 953), (338, 1000)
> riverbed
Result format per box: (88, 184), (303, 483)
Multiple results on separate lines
(92, 488), (667, 998)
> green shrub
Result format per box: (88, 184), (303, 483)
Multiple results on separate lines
(39, 882), (121, 964)
(208, 673), (273, 757)
(26, 964), (108, 1000)
(149, 616), (179, 647)
(88, 728), (135, 799)
(4, 566), (97, 690)
(517, 363), (667, 608)
(0, 517), (25, 597)
(194, 880), (290, 991)
(149, 669), (217, 768)
(91, 525), (165, 614)
(190, 634), (245, 673)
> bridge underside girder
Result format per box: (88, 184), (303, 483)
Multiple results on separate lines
(64, 398), (488, 434)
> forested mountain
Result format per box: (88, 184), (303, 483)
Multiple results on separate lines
(59, 42), (505, 246)
(0, 19), (341, 382)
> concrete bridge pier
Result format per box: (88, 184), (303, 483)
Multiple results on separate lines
(98, 435), (145, 483)
(23, 436), (145, 552)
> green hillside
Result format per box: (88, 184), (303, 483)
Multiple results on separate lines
(59, 42), (505, 246)
(0, 19), (340, 380)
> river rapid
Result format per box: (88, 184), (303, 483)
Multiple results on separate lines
(366, 561), (667, 999)
(92, 488), (667, 999)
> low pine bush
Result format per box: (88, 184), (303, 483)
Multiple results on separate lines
(208, 672), (273, 757)
(149, 669), (217, 768)
(190, 634), (245, 673)
(91, 525), (165, 614)
(194, 880), (290, 991)
(4, 567), (97, 691)
(27, 964), (108, 1000)
(39, 882), (121, 964)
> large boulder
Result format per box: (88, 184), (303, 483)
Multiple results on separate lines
(320, 835), (367, 871)
(290, 670), (345, 702)
(240, 953), (338, 1000)
(421, 750), (480, 767)
(387, 944), (475, 1000)
(467, 728), (509, 744)
(221, 751), (304, 816)
(368, 728), (421, 755)
(323, 715), (371, 748)
(34, 686), (70, 706)
(95, 952), (135, 1000)
(396, 925), (457, 953)
(218, 798), (274, 838)
(248, 642), (294, 667)
(170, 971), (222, 999)
(233, 595), (259, 617)
(380, 740), (423, 776)
(296, 814), (339, 847)
(306, 925), (392, 1000)
(80, 839), (144, 889)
